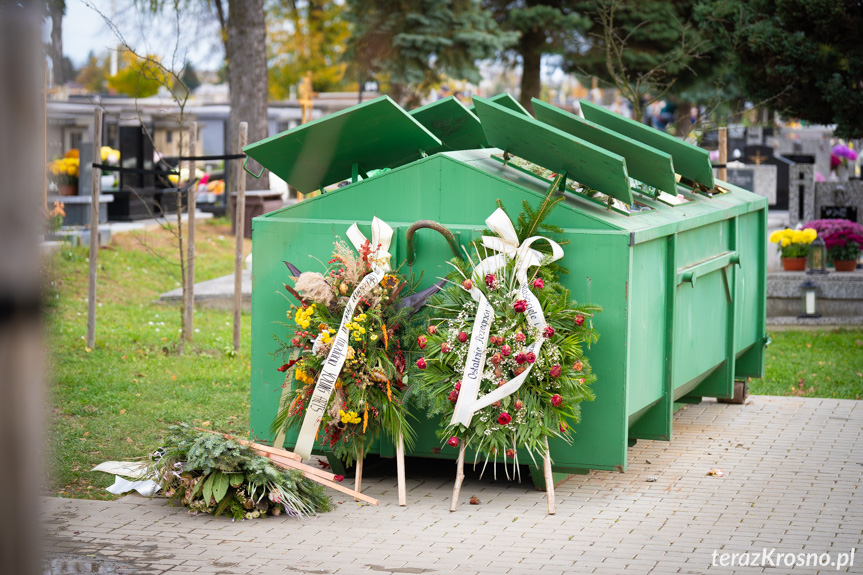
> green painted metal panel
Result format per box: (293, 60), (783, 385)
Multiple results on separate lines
(472, 96), (635, 206)
(580, 99), (715, 190)
(410, 96), (487, 152)
(466, 92), (532, 117)
(242, 95), (441, 194)
(532, 99), (678, 195)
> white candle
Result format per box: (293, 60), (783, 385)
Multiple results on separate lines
(805, 290), (816, 315)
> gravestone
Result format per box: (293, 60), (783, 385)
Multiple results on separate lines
(726, 162), (777, 205)
(746, 126), (763, 146)
(814, 182), (863, 226)
(742, 145), (794, 210)
(787, 155), (815, 227)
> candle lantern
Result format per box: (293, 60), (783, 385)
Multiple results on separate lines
(798, 280), (820, 318)
(807, 236), (828, 274)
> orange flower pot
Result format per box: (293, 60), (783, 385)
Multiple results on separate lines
(833, 260), (858, 272)
(781, 257), (806, 271)
(58, 184), (77, 197)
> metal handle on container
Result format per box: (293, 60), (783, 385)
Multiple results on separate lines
(406, 220), (462, 265)
(243, 156), (264, 179)
(676, 250), (740, 287)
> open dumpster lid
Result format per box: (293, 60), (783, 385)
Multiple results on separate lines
(410, 96), (487, 153)
(467, 92), (532, 117)
(580, 100), (714, 190)
(472, 96), (634, 206)
(532, 98), (678, 196)
(243, 95), (441, 194)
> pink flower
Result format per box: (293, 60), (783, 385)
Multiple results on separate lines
(525, 352), (536, 363)
(492, 400), (501, 407)
(462, 279), (473, 290)
(505, 448), (515, 458)
(515, 353), (528, 365)
(455, 381), (461, 391)
(559, 422), (568, 433)
(550, 365), (561, 378)
(458, 331), (468, 343)
(417, 335), (427, 349)
(543, 326), (555, 338)
(501, 344), (511, 357)
(513, 300), (527, 313)
(491, 352), (502, 365)
(441, 342), (451, 353)
(485, 273), (498, 290)
(514, 399), (523, 411)
(498, 412), (512, 425)
(428, 325), (437, 335)
(515, 332), (526, 343)
(416, 358), (427, 369)
(551, 394), (563, 407)
(533, 278), (544, 289)
(574, 314), (585, 326)
(447, 436), (459, 447)
(334, 474), (344, 482)
(489, 335), (502, 346)
(448, 390), (459, 403)
(578, 377), (585, 384)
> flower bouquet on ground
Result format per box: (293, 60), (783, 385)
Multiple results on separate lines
(153, 425), (333, 520)
(271, 218), (440, 502)
(803, 219), (863, 271)
(412, 186), (600, 513)
(769, 228), (817, 270)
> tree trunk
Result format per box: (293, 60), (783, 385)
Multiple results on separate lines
(519, 30), (543, 116)
(49, 1), (64, 86)
(227, 0), (269, 190)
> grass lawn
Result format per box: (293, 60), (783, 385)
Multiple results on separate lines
(46, 219), (862, 499)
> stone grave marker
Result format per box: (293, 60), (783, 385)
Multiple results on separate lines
(814, 182), (863, 225)
(742, 145), (793, 209)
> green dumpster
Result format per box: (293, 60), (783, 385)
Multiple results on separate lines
(244, 94), (767, 478)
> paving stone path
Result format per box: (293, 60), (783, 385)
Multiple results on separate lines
(42, 396), (863, 574)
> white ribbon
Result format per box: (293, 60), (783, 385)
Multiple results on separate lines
(450, 209), (564, 427)
(293, 218), (394, 460)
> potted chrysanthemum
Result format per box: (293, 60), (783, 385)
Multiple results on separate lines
(803, 219), (863, 272)
(769, 228), (817, 271)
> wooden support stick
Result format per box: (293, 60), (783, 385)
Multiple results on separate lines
(86, 108), (102, 350)
(233, 122), (247, 351)
(450, 442), (466, 512)
(396, 431), (406, 506)
(184, 122), (197, 342)
(42, 62), (48, 211)
(543, 437), (556, 515)
(718, 126), (728, 183)
(354, 448), (363, 501)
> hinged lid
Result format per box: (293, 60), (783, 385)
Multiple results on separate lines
(410, 96), (487, 153)
(243, 95), (441, 194)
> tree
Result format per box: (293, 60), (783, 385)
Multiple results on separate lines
(703, 0), (863, 139)
(482, 1), (588, 114)
(344, 0), (517, 107)
(181, 59), (201, 91)
(268, 0), (351, 99)
(76, 51), (110, 93)
(46, 0), (66, 85)
(107, 50), (170, 97)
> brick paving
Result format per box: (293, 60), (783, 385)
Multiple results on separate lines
(42, 396), (863, 574)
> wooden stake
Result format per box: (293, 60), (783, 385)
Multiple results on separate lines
(233, 122), (247, 351)
(396, 431), (406, 506)
(184, 122), (197, 342)
(543, 437), (556, 515)
(42, 61), (48, 211)
(86, 108), (102, 350)
(354, 447), (363, 501)
(450, 442), (466, 512)
(718, 126), (728, 183)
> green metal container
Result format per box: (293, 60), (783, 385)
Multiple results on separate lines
(244, 95), (767, 480)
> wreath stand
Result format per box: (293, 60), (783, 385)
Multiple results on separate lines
(353, 432), (407, 506)
(450, 437), (556, 515)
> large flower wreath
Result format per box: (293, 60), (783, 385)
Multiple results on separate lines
(413, 196), (600, 471)
(271, 223), (421, 467)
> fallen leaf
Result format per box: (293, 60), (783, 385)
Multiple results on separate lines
(125, 437), (133, 444)
(120, 409), (126, 415)
(706, 469), (725, 477)
(856, 339), (863, 347)
(805, 342), (811, 348)
(469, 496), (480, 505)
(171, 375), (177, 381)
(201, 421), (210, 427)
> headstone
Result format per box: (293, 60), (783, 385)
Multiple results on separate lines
(814, 182), (863, 225)
(746, 126), (763, 146)
(787, 156), (815, 227)
(78, 142), (93, 197)
(742, 145), (794, 210)
(726, 168), (754, 191)
(725, 162), (777, 205)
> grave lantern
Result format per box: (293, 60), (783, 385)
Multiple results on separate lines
(807, 236), (828, 274)
(798, 280), (820, 318)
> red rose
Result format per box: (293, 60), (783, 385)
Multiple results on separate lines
(447, 436), (459, 447)
(485, 273), (498, 289)
(514, 399), (524, 411)
(462, 279), (473, 290)
(550, 365), (562, 378)
(513, 366), (526, 376)
(458, 331), (468, 343)
(533, 278), (544, 289)
(515, 353), (528, 365)
(334, 474), (344, 482)
(513, 300), (527, 313)
(574, 314), (585, 326)
(498, 412), (512, 425)
(491, 352), (502, 365)
(525, 352), (536, 363)
(501, 344), (511, 357)
(515, 332), (526, 342)
(560, 422), (568, 433)
(543, 326), (555, 339)
(492, 400), (501, 408)
(455, 381), (461, 391)
(551, 394), (563, 407)
(428, 325), (437, 335)
(441, 342), (451, 353)
(416, 358), (427, 369)
(448, 390), (459, 403)
(417, 335), (427, 349)
(573, 360), (583, 372)
(505, 448), (515, 458)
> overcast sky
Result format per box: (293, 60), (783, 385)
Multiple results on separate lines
(58, 0), (224, 70)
